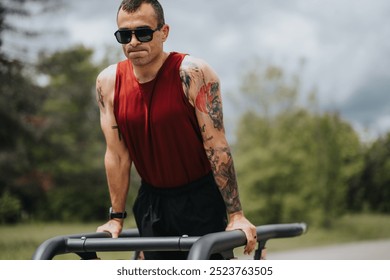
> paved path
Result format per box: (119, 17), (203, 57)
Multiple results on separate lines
(267, 239), (390, 260)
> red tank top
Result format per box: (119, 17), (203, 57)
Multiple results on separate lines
(114, 52), (212, 188)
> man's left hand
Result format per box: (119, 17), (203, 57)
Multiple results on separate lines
(226, 211), (257, 255)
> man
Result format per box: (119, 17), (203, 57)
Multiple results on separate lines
(96, 0), (257, 259)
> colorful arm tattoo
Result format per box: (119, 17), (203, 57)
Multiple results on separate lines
(195, 81), (224, 131)
(206, 146), (242, 214)
(180, 59), (242, 213)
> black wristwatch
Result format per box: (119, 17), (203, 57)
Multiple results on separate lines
(109, 207), (127, 219)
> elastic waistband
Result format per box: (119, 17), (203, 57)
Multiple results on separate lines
(141, 172), (215, 195)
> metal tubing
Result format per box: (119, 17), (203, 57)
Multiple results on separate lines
(32, 229), (139, 260)
(187, 230), (246, 260)
(66, 236), (200, 252)
(32, 223), (307, 260)
(256, 223), (307, 240)
(187, 223), (307, 260)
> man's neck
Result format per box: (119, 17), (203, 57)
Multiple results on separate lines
(132, 52), (169, 84)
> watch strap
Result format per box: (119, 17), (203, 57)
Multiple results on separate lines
(109, 207), (127, 219)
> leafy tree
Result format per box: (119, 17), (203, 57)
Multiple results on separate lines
(33, 46), (109, 221)
(351, 133), (390, 213)
(0, 0), (64, 221)
(0, 2), (47, 218)
(0, 190), (22, 224)
(234, 62), (363, 228)
(1, 20), (138, 222)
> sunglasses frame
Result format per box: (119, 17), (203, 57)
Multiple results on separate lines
(114, 25), (163, 44)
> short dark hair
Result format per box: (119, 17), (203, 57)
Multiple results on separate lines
(118, 0), (165, 26)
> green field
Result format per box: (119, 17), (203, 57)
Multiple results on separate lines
(1, 214), (389, 260)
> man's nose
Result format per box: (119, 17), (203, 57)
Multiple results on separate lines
(129, 32), (141, 47)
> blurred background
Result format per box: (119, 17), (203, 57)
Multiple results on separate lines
(1, 0), (389, 259)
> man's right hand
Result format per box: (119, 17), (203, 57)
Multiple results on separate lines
(96, 219), (123, 238)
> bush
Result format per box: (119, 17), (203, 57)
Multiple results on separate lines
(0, 190), (22, 224)
(45, 185), (109, 222)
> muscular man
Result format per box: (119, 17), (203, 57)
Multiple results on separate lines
(96, 0), (256, 259)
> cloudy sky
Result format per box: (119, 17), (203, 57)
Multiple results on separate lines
(6, 0), (390, 141)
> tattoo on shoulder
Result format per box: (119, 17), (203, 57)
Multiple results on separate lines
(96, 86), (105, 109)
(180, 59), (225, 131)
(180, 61), (201, 101)
(112, 125), (122, 141)
(180, 70), (191, 99)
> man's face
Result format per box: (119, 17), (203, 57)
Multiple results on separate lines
(116, 3), (168, 66)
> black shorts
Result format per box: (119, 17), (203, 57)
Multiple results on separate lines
(132, 172), (228, 260)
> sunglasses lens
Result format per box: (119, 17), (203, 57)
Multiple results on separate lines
(135, 29), (154, 42)
(114, 30), (131, 44)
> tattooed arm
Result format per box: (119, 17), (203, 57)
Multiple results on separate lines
(95, 65), (132, 238)
(180, 56), (257, 255)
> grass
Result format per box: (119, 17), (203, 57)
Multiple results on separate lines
(262, 213), (390, 253)
(1, 214), (389, 260)
(0, 221), (137, 260)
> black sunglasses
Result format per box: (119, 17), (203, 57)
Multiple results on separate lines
(114, 26), (162, 44)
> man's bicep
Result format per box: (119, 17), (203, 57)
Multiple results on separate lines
(100, 107), (128, 158)
(96, 66), (127, 154)
(194, 80), (224, 132)
(181, 57), (227, 145)
(96, 64), (117, 112)
(193, 64), (226, 145)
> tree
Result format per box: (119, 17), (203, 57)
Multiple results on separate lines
(234, 62), (363, 227)
(0, 0), (65, 222)
(33, 46), (109, 221)
(352, 133), (390, 213)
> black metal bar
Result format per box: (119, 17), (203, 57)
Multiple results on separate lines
(66, 236), (200, 252)
(32, 229), (139, 260)
(187, 229), (246, 260)
(187, 223), (307, 260)
(256, 223), (307, 240)
(32, 223), (307, 260)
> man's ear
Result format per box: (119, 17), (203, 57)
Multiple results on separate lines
(161, 24), (170, 42)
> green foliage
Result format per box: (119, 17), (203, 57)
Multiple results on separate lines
(0, 56), (48, 220)
(0, 1), (139, 224)
(0, 45), (110, 222)
(46, 185), (109, 222)
(31, 46), (108, 221)
(35, 46), (104, 181)
(234, 62), (364, 228)
(0, 190), (22, 224)
(350, 133), (390, 213)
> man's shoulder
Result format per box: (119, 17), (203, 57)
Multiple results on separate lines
(180, 55), (219, 81)
(181, 55), (209, 72)
(97, 64), (118, 82)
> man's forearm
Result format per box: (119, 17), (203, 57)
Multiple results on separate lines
(105, 150), (131, 213)
(206, 146), (243, 214)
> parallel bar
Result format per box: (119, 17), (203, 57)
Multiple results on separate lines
(66, 236), (200, 252)
(187, 230), (246, 260)
(32, 229), (139, 260)
(32, 223), (307, 260)
(256, 223), (307, 240)
(187, 223), (307, 260)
